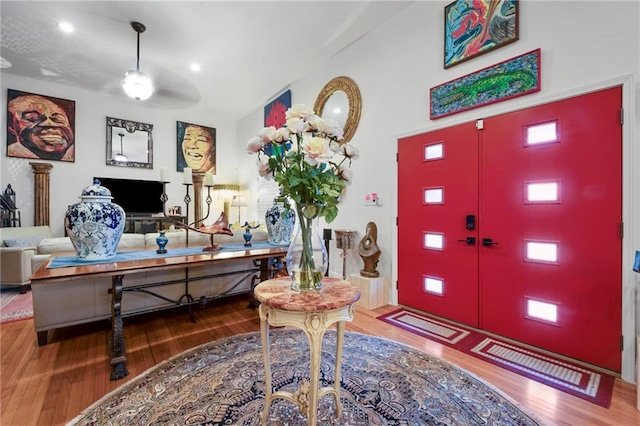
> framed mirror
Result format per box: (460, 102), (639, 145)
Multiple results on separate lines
(313, 76), (362, 144)
(106, 117), (153, 168)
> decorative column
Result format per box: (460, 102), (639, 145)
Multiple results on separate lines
(192, 172), (205, 225)
(29, 162), (53, 226)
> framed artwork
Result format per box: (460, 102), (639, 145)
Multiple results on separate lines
(6, 89), (76, 162)
(430, 48), (540, 120)
(264, 89), (291, 127)
(176, 121), (216, 174)
(444, 0), (519, 69)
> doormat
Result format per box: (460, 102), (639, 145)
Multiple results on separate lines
(0, 288), (33, 324)
(377, 308), (615, 408)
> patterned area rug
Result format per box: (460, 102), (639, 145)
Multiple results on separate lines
(68, 329), (543, 425)
(378, 308), (615, 408)
(0, 288), (33, 324)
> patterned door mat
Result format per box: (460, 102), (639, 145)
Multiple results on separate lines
(377, 308), (615, 408)
(0, 288), (33, 324)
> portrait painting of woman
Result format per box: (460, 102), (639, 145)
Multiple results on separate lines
(176, 121), (216, 174)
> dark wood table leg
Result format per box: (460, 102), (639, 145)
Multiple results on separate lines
(109, 274), (129, 380)
(247, 257), (272, 309)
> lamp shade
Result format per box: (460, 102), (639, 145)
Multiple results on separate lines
(121, 70), (154, 101)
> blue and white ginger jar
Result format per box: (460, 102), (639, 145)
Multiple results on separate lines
(64, 179), (126, 260)
(265, 201), (295, 246)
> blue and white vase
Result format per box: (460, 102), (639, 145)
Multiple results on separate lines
(156, 231), (168, 254)
(64, 179), (126, 261)
(265, 201), (295, 246)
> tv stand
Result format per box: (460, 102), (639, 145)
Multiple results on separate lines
(124, 215), (186, 233)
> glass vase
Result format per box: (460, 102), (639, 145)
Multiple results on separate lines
(286, 205), (328, 291)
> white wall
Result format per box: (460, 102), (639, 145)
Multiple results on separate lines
(237, 1), (640, 381)
(0, 74), (239, 236)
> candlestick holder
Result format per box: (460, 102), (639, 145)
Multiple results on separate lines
(191, 184), (214, 227)
(182, 183), (192, 245)
(334, 229), (357, 279)
(160, 181), (170, 218)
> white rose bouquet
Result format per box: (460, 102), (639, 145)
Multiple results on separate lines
(246, 104), (358, 223)
(247, 104), (359, 290)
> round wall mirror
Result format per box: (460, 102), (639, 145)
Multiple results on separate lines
(313, 76), (362, 144)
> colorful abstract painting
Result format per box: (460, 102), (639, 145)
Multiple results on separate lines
(444, 0), (519, 69)
(430, 48), (540, 120)
(264, 90), (291, 127)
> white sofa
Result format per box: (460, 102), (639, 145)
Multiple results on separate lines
(30, 228), (270, 345)
(0, 226), (53, 293)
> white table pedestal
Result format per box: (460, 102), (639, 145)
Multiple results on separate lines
(255, 277), (360, 426)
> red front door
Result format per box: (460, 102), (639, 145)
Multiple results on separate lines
(398, 122), (480, 326)
(479, 87), (622, 370)
(397, 87), (622, 371)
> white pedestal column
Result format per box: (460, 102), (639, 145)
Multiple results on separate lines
(348, 274), (390, 310)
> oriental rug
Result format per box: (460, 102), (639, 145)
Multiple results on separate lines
(68, 329), (543, 426)
(378, 308), (615, 408)
(0, 288), (33, 324)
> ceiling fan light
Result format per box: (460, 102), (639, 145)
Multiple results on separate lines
(121, 70), (154, 101)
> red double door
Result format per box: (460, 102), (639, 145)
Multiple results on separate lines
(398, 87), (622, 371)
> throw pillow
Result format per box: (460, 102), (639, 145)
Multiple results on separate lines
(3, 235), (43, 248)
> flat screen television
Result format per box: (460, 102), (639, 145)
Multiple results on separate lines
(94, 177), (163, 215)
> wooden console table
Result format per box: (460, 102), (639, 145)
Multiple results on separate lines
(30, 244), (287, 380)
(255, 277), (360, 425)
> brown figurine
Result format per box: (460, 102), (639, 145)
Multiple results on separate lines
(176, 211), (233, 251)
(358, 221), (381, 277)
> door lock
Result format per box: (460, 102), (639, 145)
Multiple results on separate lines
(457, 237), (476, 245)
(466, 214), (476, 230)
(482, 238), (499, 247)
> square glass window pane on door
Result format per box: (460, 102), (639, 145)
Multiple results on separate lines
(424, 188), (444, 204)
(525, 121), (559, 146)
(525, 241), (558, 263)
(525, 181), (559, 203)
(424, 233), (444, 250)
(424, 143), (444, 160)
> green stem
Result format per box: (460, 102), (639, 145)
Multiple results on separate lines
(295, 204), (322, 289)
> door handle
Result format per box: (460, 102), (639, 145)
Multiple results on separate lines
(482, 238), (499, 247)
(457, 237), (476, 245)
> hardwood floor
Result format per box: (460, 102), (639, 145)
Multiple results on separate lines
(1, 294), (638, 426)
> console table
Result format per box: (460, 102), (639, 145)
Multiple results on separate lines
(30, 244), (287, 380)
(254, 277), (360, 425)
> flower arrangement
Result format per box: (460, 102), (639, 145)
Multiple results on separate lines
(247, 104), (359, 290)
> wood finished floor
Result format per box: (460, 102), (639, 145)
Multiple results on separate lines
(1, 293), (638, 426)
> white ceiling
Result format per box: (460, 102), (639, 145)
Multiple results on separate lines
(0, 1), (412, 120)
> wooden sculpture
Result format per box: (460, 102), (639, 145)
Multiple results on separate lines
(357, 221), (381, 277)
(176, 211), (233, 251)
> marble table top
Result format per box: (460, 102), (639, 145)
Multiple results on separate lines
(254, 277), (361, 312)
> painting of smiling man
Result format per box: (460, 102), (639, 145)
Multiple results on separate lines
(6, 89), (75, 162)
(176, 121), (216, 174)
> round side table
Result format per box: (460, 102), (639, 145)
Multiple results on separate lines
(254, 277), (361, 426)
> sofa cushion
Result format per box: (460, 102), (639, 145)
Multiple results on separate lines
(116, 233), (146, 249)
(4, 235), (44, 248)
(37, 237), (75, 254)
(0, 225), (52, 246)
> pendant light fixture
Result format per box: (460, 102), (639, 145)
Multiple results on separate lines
(114, 132), (128, 162)
(121, 21), (154, 101)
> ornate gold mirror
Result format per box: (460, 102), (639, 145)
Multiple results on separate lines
(313, 76), (362, 144)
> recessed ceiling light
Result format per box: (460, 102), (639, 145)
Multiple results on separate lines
(58, 21), (74, 33)
(0, 57), (12, 69)
(190, 64), (201, 72)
